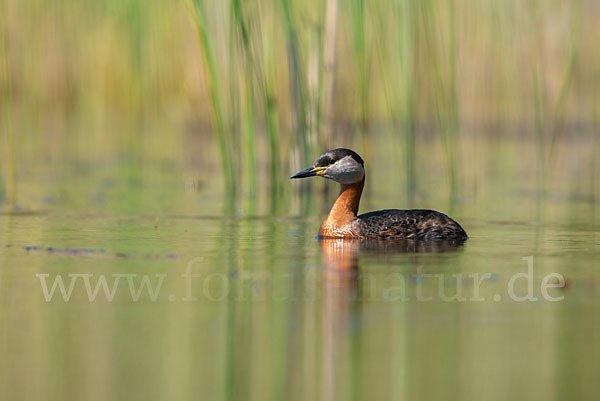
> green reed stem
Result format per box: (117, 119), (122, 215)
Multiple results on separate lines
(548, 26), (577, 166)
(278, 0), (310, 167)
(263, 29), (281, 198)
(232, 0), (257, 194)
(593, 95), (599, 210)
(228, 7), (241, 181)
(322, 0), (338, 145)
(397, 0), (416, 202)
(533, 73), (549, 222)
(350, 0), (370, 159)
(420, 0), (460, 201)
(1, 24), (16, 210)
(190, 0), (237, 194)
(233, 0), (284, 195)
(242, 76), (257, 194)
(533, 8), (577, 205)
(266, 96), (281, 195)
(446, 0), (460, 201)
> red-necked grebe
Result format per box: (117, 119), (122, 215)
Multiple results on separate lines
(291, 148), (468, 240)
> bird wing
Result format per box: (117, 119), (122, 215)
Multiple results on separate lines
(357, 209), (467, 239)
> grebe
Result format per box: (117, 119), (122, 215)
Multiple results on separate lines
(291, 148), (468, 240)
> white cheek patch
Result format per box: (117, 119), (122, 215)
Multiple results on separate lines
(323, 156), (364, 184)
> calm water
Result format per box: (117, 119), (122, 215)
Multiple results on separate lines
(1, 136), (599, 401)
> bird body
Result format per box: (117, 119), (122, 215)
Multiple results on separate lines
(355, 209), (466, 240)
(291, 148), (467, 240)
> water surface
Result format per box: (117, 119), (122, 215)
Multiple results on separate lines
(1, 136), (598, 401)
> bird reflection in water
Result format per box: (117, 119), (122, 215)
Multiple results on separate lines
(318, 237), (465, 401)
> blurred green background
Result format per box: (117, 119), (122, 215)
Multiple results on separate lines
(1, 0), (598, 215)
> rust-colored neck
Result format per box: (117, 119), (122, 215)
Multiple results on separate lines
(319, 177), (365, 237)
